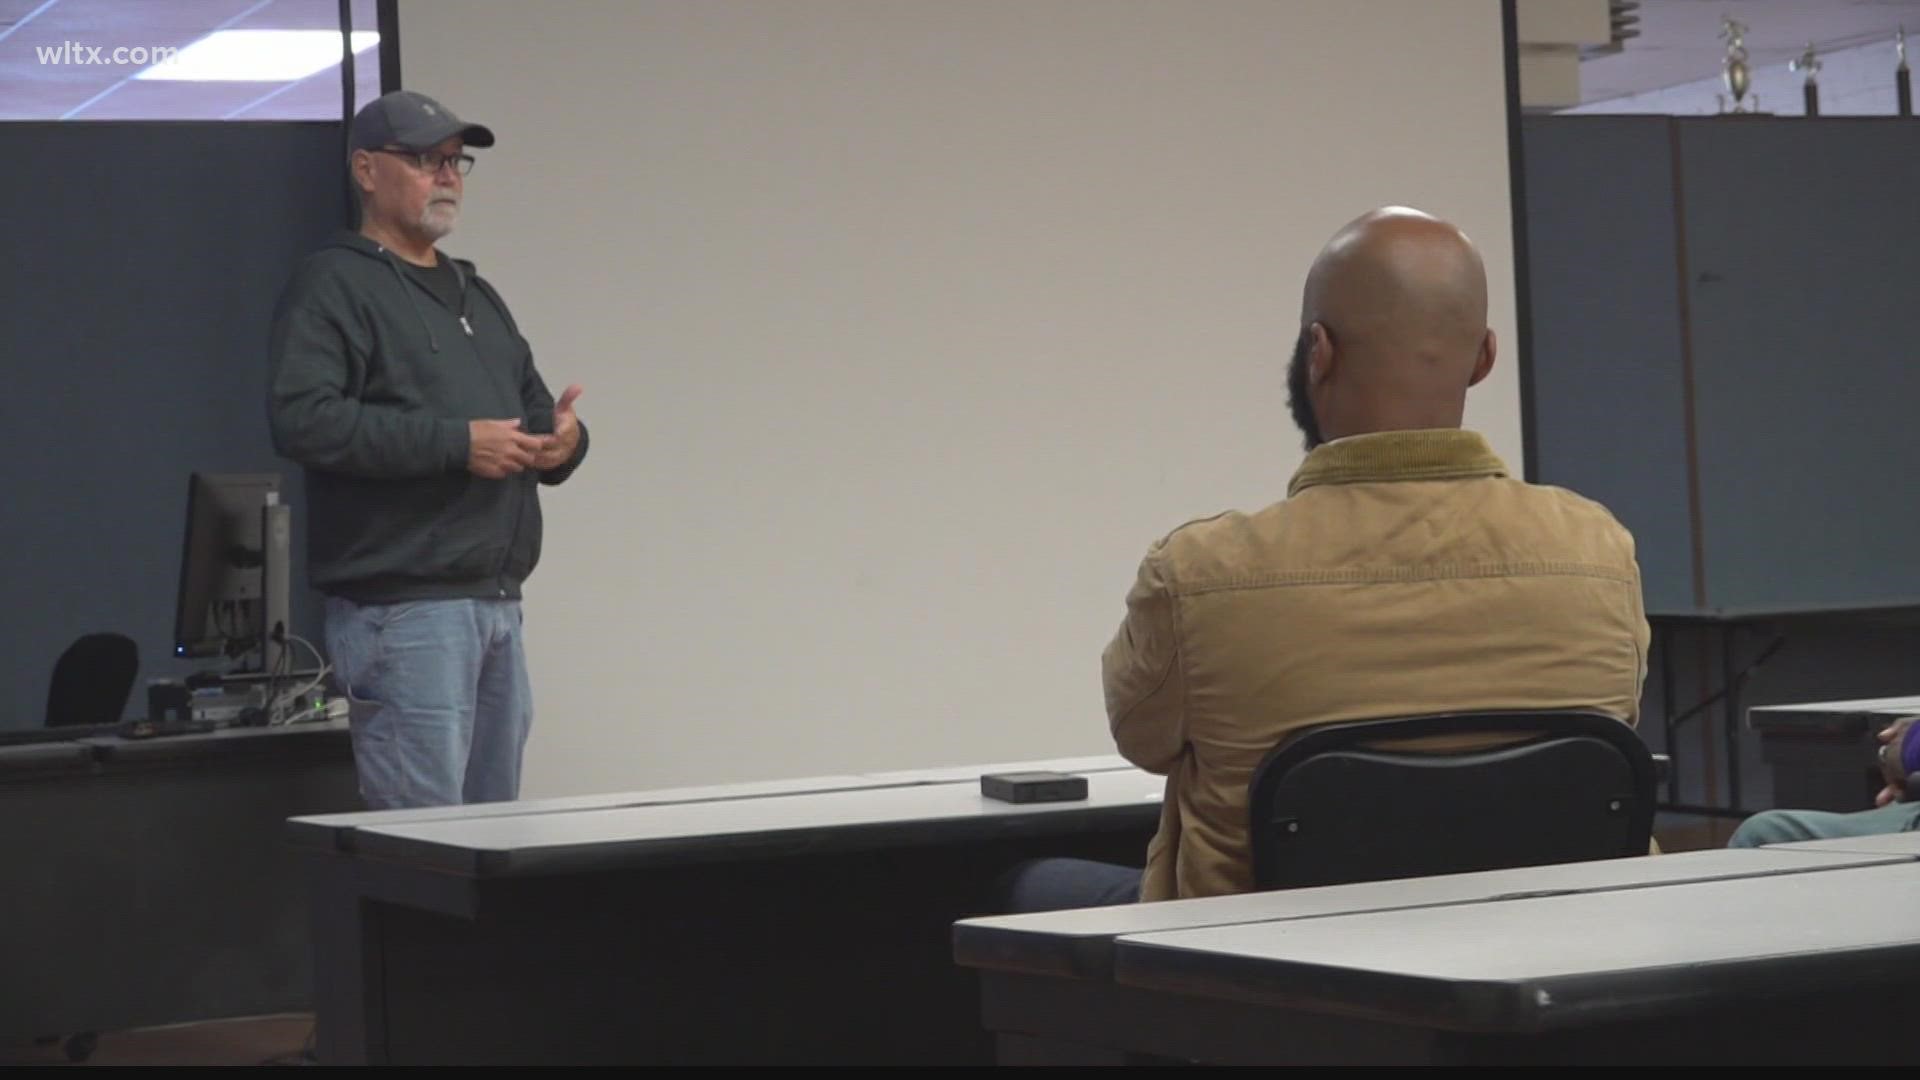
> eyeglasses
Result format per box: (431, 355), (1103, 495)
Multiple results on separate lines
(372, 147), (475, 176)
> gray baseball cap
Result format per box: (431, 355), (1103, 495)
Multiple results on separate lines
(350, 90), (495, 152)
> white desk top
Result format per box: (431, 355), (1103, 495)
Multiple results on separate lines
(1774, 830), (1920, 857)
(290, 753), (1143, 849)
(1751, 695), (1920, 715)
(350, 767), (1164, 875)
(1747, 695), (1920, 735)
(954, 847), (1905, 977)
(1114, 860), (1920, 1030)
(290, 772), (882, 845)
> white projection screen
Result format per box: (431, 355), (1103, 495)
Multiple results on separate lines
(391, 0), (1525, 795)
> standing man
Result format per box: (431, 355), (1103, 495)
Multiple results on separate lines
(268, 91), (588, 808)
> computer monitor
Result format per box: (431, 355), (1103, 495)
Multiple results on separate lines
(172, 472), (290, 677)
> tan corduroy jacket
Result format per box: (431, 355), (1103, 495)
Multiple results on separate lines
(1103, 429), (1650, 902)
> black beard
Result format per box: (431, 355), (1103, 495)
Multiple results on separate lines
(1286, 328), (1325, 451)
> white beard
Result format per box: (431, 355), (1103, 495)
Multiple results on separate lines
(420, 190), (460, 239)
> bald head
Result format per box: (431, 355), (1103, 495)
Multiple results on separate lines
(1287, 207), (1495, 449)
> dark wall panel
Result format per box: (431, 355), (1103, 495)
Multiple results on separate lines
(0, 122), (347, 728)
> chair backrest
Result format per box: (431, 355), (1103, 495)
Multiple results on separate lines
(46, 633), (139, 728)
(1248, 710), (1656, 891)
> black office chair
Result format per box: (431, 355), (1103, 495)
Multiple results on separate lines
(33, 634), (135, 1064)
(1248, 710), (1657, 891)
(45, 632), (139, 728)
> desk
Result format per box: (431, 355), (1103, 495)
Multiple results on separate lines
(1650, 606), (1920, 818)
(0, 739), (94, 778)
(297, 763), (1162, 1064)
(0, 721), (358, 1044)
(962, 855), (1920, 1064)
(287, 753), (1138, 857)
(1748, 694), (1920, 811)
(955, 846), (1885, 981)
(1774, 830), (1920, 857)
(288, 772), (880, 852)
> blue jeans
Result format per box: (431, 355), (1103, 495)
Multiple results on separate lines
(1729, 800), (1920, 848)
(323, 597), (533, 809)
(997, 857), (1143, 913)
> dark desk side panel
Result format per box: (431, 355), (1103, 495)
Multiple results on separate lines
(335, 827), (1151, 1064)
(0, 738), (359, 1036)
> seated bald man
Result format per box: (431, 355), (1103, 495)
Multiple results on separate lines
(1003, 208), (1650, 910)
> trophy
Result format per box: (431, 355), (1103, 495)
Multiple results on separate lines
(1790, 43), (1821, 116)
(1718, 17), (1759, 114)
(1899, 26), (1912, 118)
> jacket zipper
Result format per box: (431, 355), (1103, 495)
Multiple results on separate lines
(395, 257), (530, 598)
(458, 286), (529, 596)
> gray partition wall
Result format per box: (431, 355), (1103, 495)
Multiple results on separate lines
(1524, 115), (1920, 617)
(1523, 117), (1697, 615)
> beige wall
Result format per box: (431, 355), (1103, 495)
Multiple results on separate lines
(395, 0), (1523, 795)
